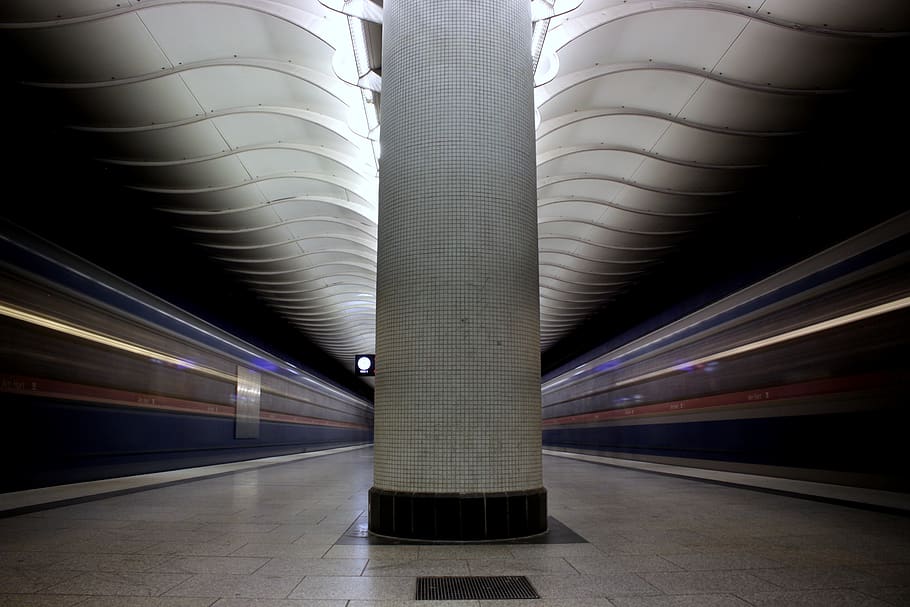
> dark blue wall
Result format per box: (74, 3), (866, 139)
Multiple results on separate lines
(3, 395), (372, 491)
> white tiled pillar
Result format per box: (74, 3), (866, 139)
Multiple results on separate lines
(369, 0), (546, 540)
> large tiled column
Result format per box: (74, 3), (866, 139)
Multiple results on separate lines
(369, 0), (546, 541)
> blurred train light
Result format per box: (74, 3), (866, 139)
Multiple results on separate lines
(600, 294), (910, 391)
(674, 295), (910, 374)
(0, 302), (234, 382)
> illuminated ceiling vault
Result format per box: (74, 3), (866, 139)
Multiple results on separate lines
(1, 1), (908, 372)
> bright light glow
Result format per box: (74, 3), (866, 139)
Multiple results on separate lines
(357, 356), (372, 371)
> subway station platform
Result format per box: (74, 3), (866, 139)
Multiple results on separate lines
(2, 447), (909, 606)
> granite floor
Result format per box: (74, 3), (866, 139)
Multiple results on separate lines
(1, 447), (909, 606)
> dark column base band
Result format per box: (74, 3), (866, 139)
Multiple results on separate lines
(368, 486), (547, 542)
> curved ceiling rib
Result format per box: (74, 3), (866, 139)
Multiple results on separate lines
(1, 0), (379, 366)
(535, 0), (910, 347)
(1, 0), (907, 371)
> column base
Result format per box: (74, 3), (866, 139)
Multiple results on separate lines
(368, 487), (547, 542)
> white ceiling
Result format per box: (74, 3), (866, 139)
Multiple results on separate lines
(2, 0), (907, 369)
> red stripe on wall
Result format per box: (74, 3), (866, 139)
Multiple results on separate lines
(0, 374), (369, 431)
(542, 373), (888, 427)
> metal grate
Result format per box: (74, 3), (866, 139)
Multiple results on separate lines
(416, 576), (540, 600)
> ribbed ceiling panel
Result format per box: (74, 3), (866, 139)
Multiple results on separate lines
(1, 0), (906, 365)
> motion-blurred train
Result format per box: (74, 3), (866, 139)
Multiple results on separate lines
(0, 220), (373, 492)
(542, 212), (910, 493)
(3, 213), (908, 496)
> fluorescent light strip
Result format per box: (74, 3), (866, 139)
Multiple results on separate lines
(363, 89), (378, 132)
(348, 15), (369, 77)
(531, 18), (548, 55)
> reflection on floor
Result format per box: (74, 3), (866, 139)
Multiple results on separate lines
(1, 447), (909, 606)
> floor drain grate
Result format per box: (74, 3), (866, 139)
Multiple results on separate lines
(416, 576), (540, 600)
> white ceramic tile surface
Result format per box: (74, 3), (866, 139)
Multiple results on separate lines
(374, 0), (542, 494)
